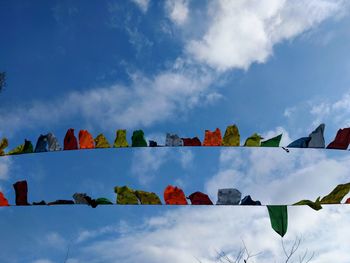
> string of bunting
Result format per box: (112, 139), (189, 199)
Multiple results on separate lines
(1, 180), (350, 237)
(1, 123), (350, 157)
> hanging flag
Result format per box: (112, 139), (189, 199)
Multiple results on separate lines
(182, 137), (201, 146)
(293, 197), (322, 211)
(13, 180), (30, 206)
(222, 125), (240, 146)
(0, 192), (9, 206)
(240, 195), (261, 205)
(94, 133), (111, 148)
(261, 134), (282, 147)
(164, 185), (188, 205)
(114, 186), (139, 204)
(149, 140), (158, 147)
(131, 130), (147, 147)
(287, 137), (310, 148)
(34, 134), (48, 152)
(244, 133), (263, 147)
(267, 205), (288, 238)
(216, 188), (241, 205)
(320, 183), (350, 204)
(135, 190), (162, 205)
(78, 130), (95, 149)
(114, 129), (129, 147)
(327, 128), (350, 150)
(63, 128), (78, 150)
(187, 191), (213, 205)
(47, 133), (61, 151)
(308, 124), (325, 148)
(165, 133), (184, 146)
(203, 128), (222, 146)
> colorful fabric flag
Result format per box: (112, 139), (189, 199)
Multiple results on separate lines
(320, 183), (350, 204)
(293, 197), (322, 211)
(261, 134), (282, 147)
(114, 186), (139, 205)
(244, 133), (263, 147)
(327, 128), (350, 150)
(267, 205), (288, 237)
(216, 188), (241, 205)
(165, 133), (183, 146)
(114, 129), (129, 147)
(13, 180), (30, 206)
(222, 125), (240, 146)
(79, 130), (95, 149)
(203, 128), (222, 146)
(94, 133), (111, 148)
(308, 124), (325, 148)
(64, 129), (78, 150)
(164, 185), (188, 205)
(188, 191), (213, 205)
(135, 190), (162, 205)
(131, 130), (147, 147)
(0, 192), (9, 206)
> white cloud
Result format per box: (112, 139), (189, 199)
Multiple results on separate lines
(68, 205), (350, 262)
(178, 148), (194, 169)
(131, 148), (170, 185)
(131, 148), (195, 185)
(165, 0), (189, 25)
(42, 232), (66, 249)
(65, 147), (350, 262)
(130, 0), (150, 13)
(206, 147), (350, 204)
(284, 90), (350, 139)
(186, 0), (346, 71)
(0, 69), (213, 136)
(0, 157), (11, 181)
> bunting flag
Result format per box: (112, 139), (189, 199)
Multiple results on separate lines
(222, 125), (240, 146)
(114, 129), (129, 147)
(294, 183), (350, 210)
(261, 134), (282, 147)
(267, 205), (288, 238)
(94, 133), (111, 148)
(293, 197), (322, 211)
(3, 123), (350, 157)
(244, 133), (263, 147)
(3, 179), (350, 239)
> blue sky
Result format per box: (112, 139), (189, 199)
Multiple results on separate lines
(1, 1), (350, 262)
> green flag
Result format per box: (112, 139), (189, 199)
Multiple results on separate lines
(267, 205), (288, 237)
(261, 134), (282, 147)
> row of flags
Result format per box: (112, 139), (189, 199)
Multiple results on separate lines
(1, 180), (350, 237)
(2, 123), (350, 156)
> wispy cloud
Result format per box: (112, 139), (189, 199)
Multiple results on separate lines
(131, 148), (195, 185)
(130, 0), (150, 13)
(0, 68), (213, 136)
(284, 90), (350, 138)
(165, 0), (189, 26)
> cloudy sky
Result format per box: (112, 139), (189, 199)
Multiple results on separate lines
(1, 0), (350, 262)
